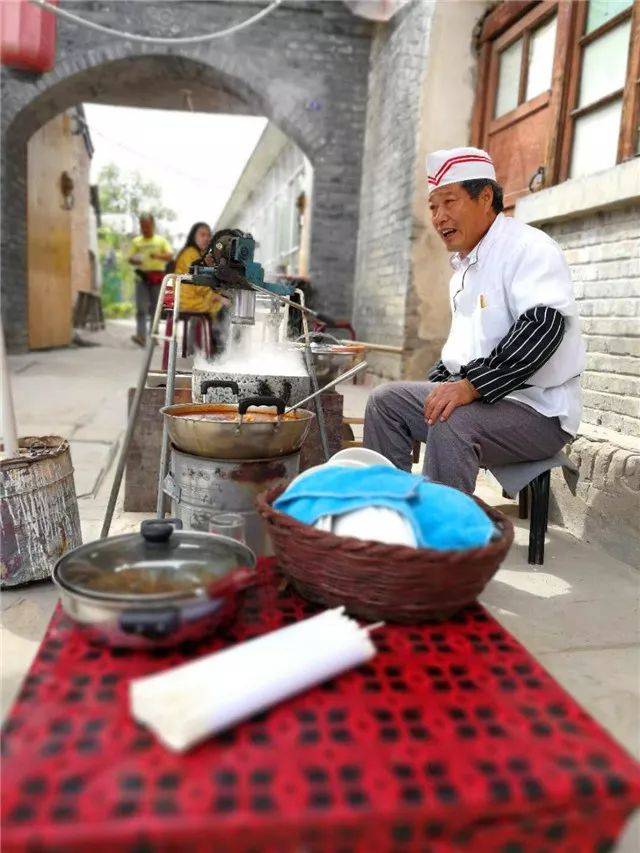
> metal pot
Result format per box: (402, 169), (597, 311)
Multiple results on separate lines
(52, 518), (256, 648)
(293, 334), (365, 386)
(192, 364), (311, 405)
(161, 388), (314, 460)
(164, 446), (300, 557)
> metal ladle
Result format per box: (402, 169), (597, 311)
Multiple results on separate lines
(285, 360), (368, 414)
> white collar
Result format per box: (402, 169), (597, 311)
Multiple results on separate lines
(449, 213), (505, 271)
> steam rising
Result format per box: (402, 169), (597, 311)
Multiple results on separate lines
(194, 323), (307, 378)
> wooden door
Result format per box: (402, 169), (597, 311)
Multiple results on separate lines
(27, 113), (73, 349)
(478, 2), (572, 210)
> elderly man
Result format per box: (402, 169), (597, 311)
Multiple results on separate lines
(364, 147), (585, 494)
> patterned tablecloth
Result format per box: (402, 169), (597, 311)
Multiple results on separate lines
(2, 559), (639, 852)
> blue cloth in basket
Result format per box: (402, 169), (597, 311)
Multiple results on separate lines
(274, 465), (494, 551)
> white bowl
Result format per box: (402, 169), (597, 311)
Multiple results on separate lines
(332, 506), (417, 547)
(329, 447), (394, 468)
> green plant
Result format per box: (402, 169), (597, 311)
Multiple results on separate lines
(102, 300), (135, 319)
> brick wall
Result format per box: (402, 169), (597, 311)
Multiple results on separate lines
(543, 205), (640, 438)
(352, 0), (434, 379)
(540, 202), (640, 565)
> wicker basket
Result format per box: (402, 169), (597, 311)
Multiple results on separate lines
(257, 485), (514, 623)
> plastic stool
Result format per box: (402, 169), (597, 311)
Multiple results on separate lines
(162, 312), (213, 370)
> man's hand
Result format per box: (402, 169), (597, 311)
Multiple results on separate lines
(424, 379), (480, 425)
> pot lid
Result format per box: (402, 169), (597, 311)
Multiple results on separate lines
(54, 518), (256, 602)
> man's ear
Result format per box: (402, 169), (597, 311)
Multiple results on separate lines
(482, 185), (494, 212)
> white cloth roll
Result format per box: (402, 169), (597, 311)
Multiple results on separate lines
(130, 607), (377, 752)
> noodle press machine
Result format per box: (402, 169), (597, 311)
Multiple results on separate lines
(186, 228), (311, 326)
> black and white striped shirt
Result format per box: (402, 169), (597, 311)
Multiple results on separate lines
(428, 305), (566, 404)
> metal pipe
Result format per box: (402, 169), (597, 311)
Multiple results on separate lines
(285, 360), (368, 414)
(101, 274), (170, 538)
(156, 275), (183, 517)
(250, 281), (317, 318)
(296, 288), (330, 462)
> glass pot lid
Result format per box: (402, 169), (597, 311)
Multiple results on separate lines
(55, 519), (256, 601)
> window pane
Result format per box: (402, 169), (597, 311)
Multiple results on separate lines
(570, 98), (623, 178)
(586, 0), (633, 34)
(526, 15), (557, 101)
(494, 38), (523, 117)
(578, 19), (631, 107)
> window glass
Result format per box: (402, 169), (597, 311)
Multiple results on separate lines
(586, 0), (633, 34)
(526, 15), (557, 101)
(494, 38), (523, 117)
(578, 19), (632, 107)
(570, 98), (623, 177)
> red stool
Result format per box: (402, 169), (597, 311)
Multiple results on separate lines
(161, 310), (214, 369)
(160, 280), (215, 369)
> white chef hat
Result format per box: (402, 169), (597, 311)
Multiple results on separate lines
(426, 147), (496, 194)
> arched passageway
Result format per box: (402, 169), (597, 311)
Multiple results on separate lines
(1, 1), (372, 350)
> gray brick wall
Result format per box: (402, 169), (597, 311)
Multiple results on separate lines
(1, 1), (373, 350)
(541, 203), (640, 564)
(352, 0), (434, 378)
(542, 205), (640, 438)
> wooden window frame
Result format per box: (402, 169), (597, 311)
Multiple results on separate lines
(472, 0), (640, 190)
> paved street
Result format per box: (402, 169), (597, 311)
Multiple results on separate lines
(3, 321), (639, 848)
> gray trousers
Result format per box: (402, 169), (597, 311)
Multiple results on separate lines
(363, 381), (570, 494)
(135, 276), (161, 339)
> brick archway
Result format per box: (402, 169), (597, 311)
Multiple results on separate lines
(1, 1), (372, 350)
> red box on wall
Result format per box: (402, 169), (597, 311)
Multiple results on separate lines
(1, 0), (57, 73)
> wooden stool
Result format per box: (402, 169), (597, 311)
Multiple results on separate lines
(73, 290), (104, 331)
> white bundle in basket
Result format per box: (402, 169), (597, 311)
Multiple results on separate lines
(130, 607), (377, 752)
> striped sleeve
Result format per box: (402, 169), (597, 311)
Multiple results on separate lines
(428, 359), (451, 383)
(462, 306), (565, 404)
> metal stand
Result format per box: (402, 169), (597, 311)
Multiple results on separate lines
(296, 288), (330, 462)
(101, 275), (182, 537)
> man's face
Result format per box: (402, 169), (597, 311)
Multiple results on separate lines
(428, 183), (495, 255)
(139, 217), (154, 238)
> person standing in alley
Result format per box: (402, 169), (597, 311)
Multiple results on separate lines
(129, 213), (173, 347)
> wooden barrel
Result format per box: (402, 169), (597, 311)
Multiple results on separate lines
(0, 436), (82, 587)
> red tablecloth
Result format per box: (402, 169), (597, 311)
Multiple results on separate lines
(2, 559), (639, 852)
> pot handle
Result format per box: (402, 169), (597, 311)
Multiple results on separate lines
(119, 607), (181, 641)
(205, 566), (257, 599)
(238, 396), (286, 416)
(201, 379), (240, 401)
(141, 517), (183, 543)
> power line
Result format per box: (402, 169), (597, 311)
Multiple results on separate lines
(29, 0), (282, 45)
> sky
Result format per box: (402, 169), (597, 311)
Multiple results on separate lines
(83, 103), (267, 245)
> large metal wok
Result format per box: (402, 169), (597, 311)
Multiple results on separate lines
(161, 382), (314, 460)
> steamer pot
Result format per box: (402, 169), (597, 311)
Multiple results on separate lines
(52, 518), (256, 648)
(192, 364), (311, 405)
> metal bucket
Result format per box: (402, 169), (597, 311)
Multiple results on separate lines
(0, 437), (82, 587)
(164, 446), (300, 556)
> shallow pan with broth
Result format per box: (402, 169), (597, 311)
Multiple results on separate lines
(162, 387), (314, 460)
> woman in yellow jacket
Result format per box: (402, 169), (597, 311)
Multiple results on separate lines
(174, 222), (225, 319)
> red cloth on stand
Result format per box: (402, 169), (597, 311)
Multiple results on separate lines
(2, 559), (639, 851)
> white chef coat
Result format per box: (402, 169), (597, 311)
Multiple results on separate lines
(440, 213), (585, 435)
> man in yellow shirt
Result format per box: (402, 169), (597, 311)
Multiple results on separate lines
(129, 213), (173, 346)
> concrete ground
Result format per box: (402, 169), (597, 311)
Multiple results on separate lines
(2, 320), (639, 849)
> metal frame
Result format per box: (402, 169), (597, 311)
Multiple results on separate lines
(101, 274), (183, 537)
